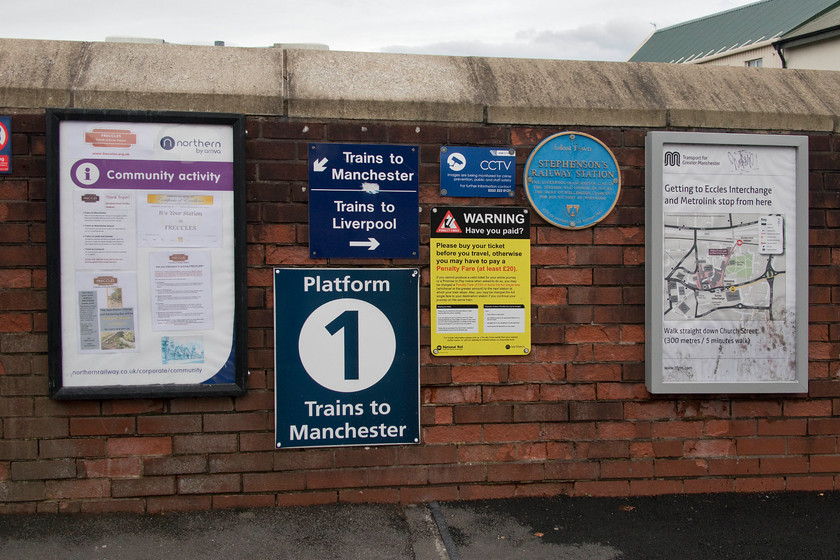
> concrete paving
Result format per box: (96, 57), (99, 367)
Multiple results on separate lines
(1, 492), (839, 559)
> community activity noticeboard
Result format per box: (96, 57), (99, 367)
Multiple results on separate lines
(46, 110), (247, 399)
(645, 132), (808, 394)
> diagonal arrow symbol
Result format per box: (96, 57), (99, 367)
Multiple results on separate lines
(313, 157), (328, 172)
(349, 238), (380, 251)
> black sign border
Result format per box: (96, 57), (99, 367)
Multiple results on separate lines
(46, 108), (248, 399)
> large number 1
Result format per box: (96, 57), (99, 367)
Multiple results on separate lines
(325, 310), (359, 380)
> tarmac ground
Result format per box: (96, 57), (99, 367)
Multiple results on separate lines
(1, 492), (839, 560)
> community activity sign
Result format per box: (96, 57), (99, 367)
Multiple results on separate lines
(646, 132), (808, 394)
(430, 207), (530, 356)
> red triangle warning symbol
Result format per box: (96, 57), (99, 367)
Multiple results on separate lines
(436, 211), (461, 234)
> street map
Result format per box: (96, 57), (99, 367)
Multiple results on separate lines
(664, 213), (786, 322)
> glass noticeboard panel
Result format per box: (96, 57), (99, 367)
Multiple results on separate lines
(46, 109), (247, 399)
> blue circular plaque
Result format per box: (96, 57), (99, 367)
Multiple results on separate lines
(523, 132), (621, 229)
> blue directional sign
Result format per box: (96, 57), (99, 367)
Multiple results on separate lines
(274, 268), (420, 449)
(308, 143), (419, 258)
(440, 146), (515, 198)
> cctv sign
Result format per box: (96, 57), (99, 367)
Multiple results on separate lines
(440, 146), (515, 198)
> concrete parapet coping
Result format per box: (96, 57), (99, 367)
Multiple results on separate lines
(1, 38), (839, 131)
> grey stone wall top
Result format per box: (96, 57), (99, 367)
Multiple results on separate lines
(1, 38), (838, 131)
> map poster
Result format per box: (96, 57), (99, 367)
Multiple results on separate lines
(430, 206), (531, 356)
(645, 132), (809, 394)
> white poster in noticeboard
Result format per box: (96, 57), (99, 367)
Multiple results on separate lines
(645, 132), (808, 394)
(46, 109), (247, 399)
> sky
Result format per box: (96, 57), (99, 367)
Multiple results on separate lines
(5, 0), (758, 61)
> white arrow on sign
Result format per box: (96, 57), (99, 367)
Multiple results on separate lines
(313, 158), (329, 172)
(349, 238), (380, 251)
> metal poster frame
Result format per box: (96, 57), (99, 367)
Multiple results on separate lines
(645, 131), (808, 394)
(46, 109), (248, 399)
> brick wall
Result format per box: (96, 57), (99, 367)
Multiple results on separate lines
(1, 110), (838, 513)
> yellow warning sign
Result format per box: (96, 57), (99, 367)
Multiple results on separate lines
(430, 207), (531, 356)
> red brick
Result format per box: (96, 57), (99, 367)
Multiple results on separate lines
(335, 447), (396, 468)
(757, 418), (806, 436)
(564, 325), (620, 343)
(654, 458), (708, 477)
(424, 386), (482, 404)
(787, 436), (836, 455)
(147, 495), (212, 513)
(144, 455), (207, 476)
(708, 458), (760, 476)
(735, 477), (785, 493)
(212, 494), (276, 509)
(242, 472), (306, 492)
(276, 491), (337, 507)
(785, 476), (835, 492)
(306, 468), (367, 489)
(367, 466), (428, 487)
(458, 443), (516, 463)
(428, 464), (486, 484)
(173, 434), (237, 454)
(107, 436), (171, 457)
(453, 404), (513, 424)
(629, 479), (683, 496)
(70, 417), (135, 436)
(80, 499), (146, 514)
(732, 400), (782, 417)
(137, 415), (202, 434)
(79, 457), (142, 478)
(487, 462), (543, 482)
(209, 452), (273, 473)
(513, 403), (568, 422)
(566, 363), (622, 382)
(704, 419), (756, 437)
(340, 488), (401, 504)
(0, 481), (45, 502)
(112, 476), (175, 497)
(451, 365), (502, 384)
(397, 445), (457, 465)
(810, 455), (840, 473)
(573, 480), (629, 497)
(569, 401), (623, 421)
(483, 384), (540, 402)
(400, 485), (459, 504)
(540, 383), (596, 401)
(601, 459), (654, 479)
(784, 400), (833, 417)
(760, 456), (808, 474)
(683, 439), (736, 458)
(10, 460), (75, 480)
(737, 437), (786, 456)
(45, 479), (109, 499)
(684, 478), (735, 494)
(509, 363), (564, 382)
(651, 420), (703, 438)
(203, 412), (268, 432)
(4, 417), (68, 439)
(178, 474), (240, 495)
(0, 439), (38, 460)
(274, 449), (334, 471)
(484, 423), (540, 442)
(423, 425), (482, 444)
(578, 440), (630, 459)
(460, 484), (517, 500)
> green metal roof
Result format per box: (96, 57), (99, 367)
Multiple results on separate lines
(629, 0), (840, 63)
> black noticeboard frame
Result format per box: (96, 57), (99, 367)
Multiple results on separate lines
(46, 108), (248, 399)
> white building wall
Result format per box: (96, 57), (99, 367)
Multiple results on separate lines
(783, 39), (840, 70)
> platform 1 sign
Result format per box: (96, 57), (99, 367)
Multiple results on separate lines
(274, 268), (420, 449)
(308, 143), (419, 259)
